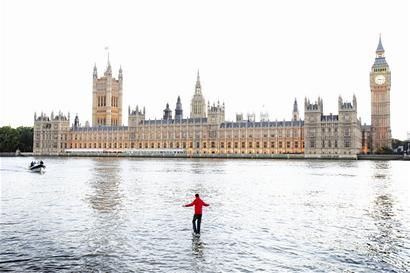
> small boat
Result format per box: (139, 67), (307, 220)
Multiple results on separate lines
(29, 160), (46, 174)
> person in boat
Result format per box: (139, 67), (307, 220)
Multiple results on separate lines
(40, 160), (44, 165)
(183, 194), (209, 235)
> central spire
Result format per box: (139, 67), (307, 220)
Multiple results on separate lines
(195, 69), (201, 92)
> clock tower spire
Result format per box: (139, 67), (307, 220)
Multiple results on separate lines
(370, 34), (392, 152)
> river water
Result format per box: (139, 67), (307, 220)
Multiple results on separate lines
(1, 157), (409, 272)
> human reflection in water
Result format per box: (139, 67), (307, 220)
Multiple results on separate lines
(87, 158), (123, 213)
(192, 236), (204, 257)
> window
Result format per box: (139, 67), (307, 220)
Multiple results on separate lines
(221, 142), (225, 148)
(248, 142), (253, 148)
(271, 142), (275, 148)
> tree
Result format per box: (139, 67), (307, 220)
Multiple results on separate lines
(16, 127), (33, 152)
(375, 146), (393, 154)
(0, 126), (33, 152)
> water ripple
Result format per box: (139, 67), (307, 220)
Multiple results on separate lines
(1, 157), (409, 272)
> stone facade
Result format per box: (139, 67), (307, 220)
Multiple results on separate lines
(57, 87), (303, 155)
(304, 96), (362, 157)
(33, 112), (70, 155)
(370, 35), (392, 152)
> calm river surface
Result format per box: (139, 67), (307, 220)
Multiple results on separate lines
(1, 157), (409, 272)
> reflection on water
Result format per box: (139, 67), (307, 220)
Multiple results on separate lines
(87, 158), (123, 213)
(372, 161), (391, 180)
(192, 236), (204, 257)
(366, 161), (409, 272)
(0, 157), (409, 272)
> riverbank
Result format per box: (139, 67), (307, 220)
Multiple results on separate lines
(2, 152), (409, 160)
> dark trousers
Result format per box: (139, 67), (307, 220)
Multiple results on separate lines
(192, 214), (202, 234)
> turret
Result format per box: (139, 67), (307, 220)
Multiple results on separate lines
(74, 114), (80, 128)
(338, 95), (357, 111)
(163, 103), (172, 120)
(353, 94), (357, 109)
(175, 96), (183, 120)
(292, 98), (299, 121)
(93, 63), (98, 79)
(118, 66), (123, 81)
(128, 105), (145, 127)
(207, 101), (225, 124)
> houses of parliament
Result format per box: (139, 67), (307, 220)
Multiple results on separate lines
(33, 37), (392, 158)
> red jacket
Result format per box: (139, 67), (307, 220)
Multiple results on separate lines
(184, 197), (209, 214)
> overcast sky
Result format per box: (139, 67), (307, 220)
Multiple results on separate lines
(1, 0), (409, 139)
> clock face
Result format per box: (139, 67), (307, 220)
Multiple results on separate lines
(375, 75), (386, 85)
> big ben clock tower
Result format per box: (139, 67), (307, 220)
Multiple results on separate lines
(370, 35), (392, 152)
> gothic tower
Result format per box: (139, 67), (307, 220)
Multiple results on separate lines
(370, 35), (392, 152)
(92, 54), (123, 126)
(190, 70), (206, 118)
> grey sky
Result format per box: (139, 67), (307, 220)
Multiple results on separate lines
(1, 0), (409, 139)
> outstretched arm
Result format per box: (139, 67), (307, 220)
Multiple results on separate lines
(183, 201), (195, 207)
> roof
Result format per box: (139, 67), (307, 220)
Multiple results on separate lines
(142, 117), (208, 125)
(220, 120), (304, 129)
(372, 57), (388, 68)
(72, 126), (129, 132)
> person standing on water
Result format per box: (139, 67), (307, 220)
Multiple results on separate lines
(183, 194), (209, 235)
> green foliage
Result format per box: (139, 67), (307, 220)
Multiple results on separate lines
(0, 126), (33, 152)
(392, 138), (404, 149)
(375, 146), (393, 154)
